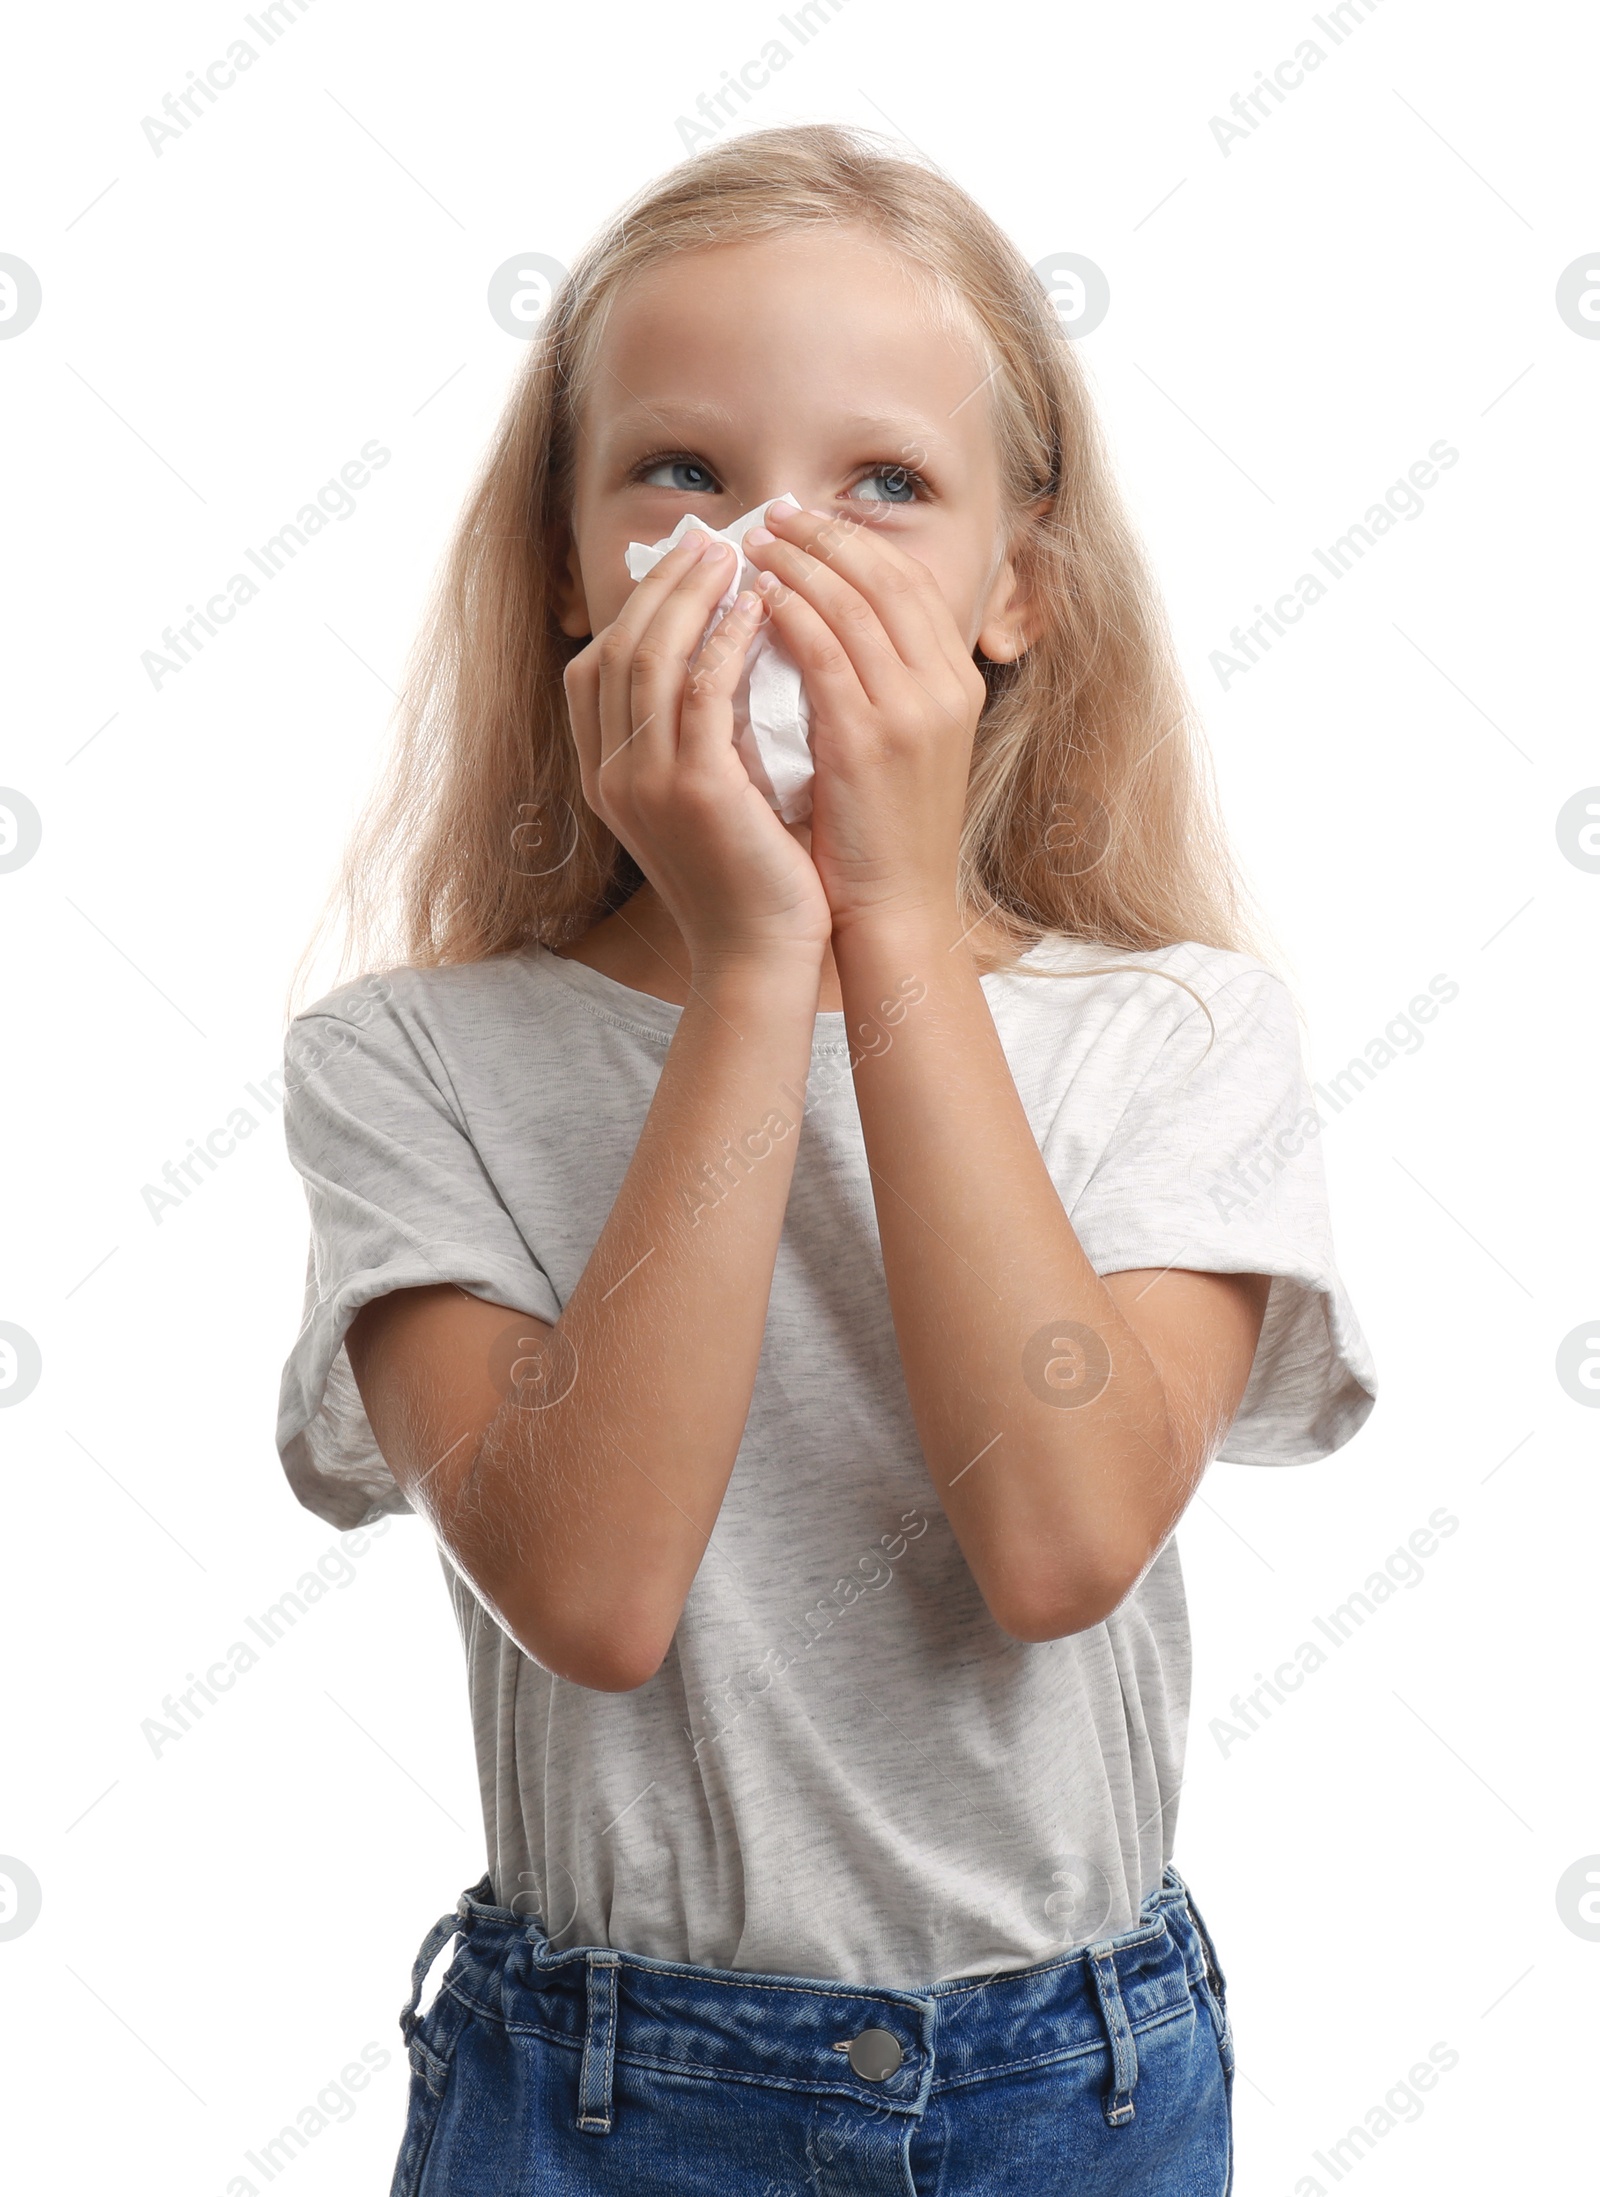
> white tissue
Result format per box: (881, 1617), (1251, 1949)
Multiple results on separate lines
(624, 493), (814, 825)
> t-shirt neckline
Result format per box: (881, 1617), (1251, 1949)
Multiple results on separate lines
(531, 943), (856, 1048)
(528, 939), (1040, 1051)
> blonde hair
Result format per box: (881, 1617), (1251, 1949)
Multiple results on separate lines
(297, 122), (1278, 1006)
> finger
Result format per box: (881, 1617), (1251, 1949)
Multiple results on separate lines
(754, 564), (976, 744)
(609, 524), (714, 643)
(758, 504), (951, 672)
(614, 537), (739, 769)
(742, 533), (915, 708)
(562, 633), (605, 791)
(597, 535), (737, 775)
(567, 530), (711, 784)
(678, 590), (768, 768)
(746, 569), (875, 721)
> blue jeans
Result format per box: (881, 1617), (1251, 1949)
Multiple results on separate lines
(391, 1864), (1235, 2194)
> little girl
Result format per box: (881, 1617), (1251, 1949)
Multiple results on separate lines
(277, 124), (1376, 2197)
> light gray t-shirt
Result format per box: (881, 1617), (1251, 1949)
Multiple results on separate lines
(276, 934), (1376, 1990)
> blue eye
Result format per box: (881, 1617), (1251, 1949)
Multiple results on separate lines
(640, 458), (718, 491)
(850, 466), (920, 505)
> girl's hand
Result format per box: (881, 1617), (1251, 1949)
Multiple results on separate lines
(743, 505), (991, 938)
(563, 530), (833, 968)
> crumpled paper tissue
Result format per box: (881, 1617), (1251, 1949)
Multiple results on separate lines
(624, 492), (814, 824)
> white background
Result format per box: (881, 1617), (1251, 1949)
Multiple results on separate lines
(2, 1), (1595, 2190)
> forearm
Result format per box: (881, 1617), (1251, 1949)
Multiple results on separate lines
(834, 915), (1174, 1639)
(453, 947), (825, 1682)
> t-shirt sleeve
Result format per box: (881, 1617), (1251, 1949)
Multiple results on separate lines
(1063, 963), (1378, 1465)
(274, 974), (564, 1529)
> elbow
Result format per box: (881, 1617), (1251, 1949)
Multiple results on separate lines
(987, 1556), (1141, 1645)
(449, 1537), (676, 1693)
(504, 1596), (674, 1695)
(993, 1596), (1117, 1646)
(543, 1642), (665, 1694)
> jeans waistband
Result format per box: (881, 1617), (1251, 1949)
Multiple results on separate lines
(400, 1864), (1228, 2134)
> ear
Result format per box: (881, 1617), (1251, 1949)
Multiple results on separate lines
(550, 521), (592, 639)
(974, 500), (1050, 664)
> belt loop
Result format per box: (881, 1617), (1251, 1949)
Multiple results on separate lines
(1088, 1946), (1139, 2127)
(398, 1911), (461, 2046)
(577, 1949), (620, 2135)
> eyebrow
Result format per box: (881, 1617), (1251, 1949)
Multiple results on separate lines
(603, 401), (953, 449)
(603, 397), (741, 435)
(834, 413), (949, 442)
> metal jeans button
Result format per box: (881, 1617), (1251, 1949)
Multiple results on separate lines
(842, 2027), (903, 2082)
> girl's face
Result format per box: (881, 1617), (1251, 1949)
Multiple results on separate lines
(554, 225), (1032, 657)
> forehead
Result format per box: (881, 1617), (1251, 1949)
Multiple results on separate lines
(577, 226), (995, 451)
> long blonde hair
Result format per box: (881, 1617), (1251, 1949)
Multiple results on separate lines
(298, 123), (1276, 1005)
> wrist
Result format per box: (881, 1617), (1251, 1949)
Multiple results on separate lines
(687, 936), (827, 992)
(829, 900), (969, 969)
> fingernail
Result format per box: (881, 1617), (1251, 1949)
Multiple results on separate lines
(744, 525), (774, 547)
(754, 570), (782, 594)
(733, 590), (761, 615)
(704, 537), (735, 561)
